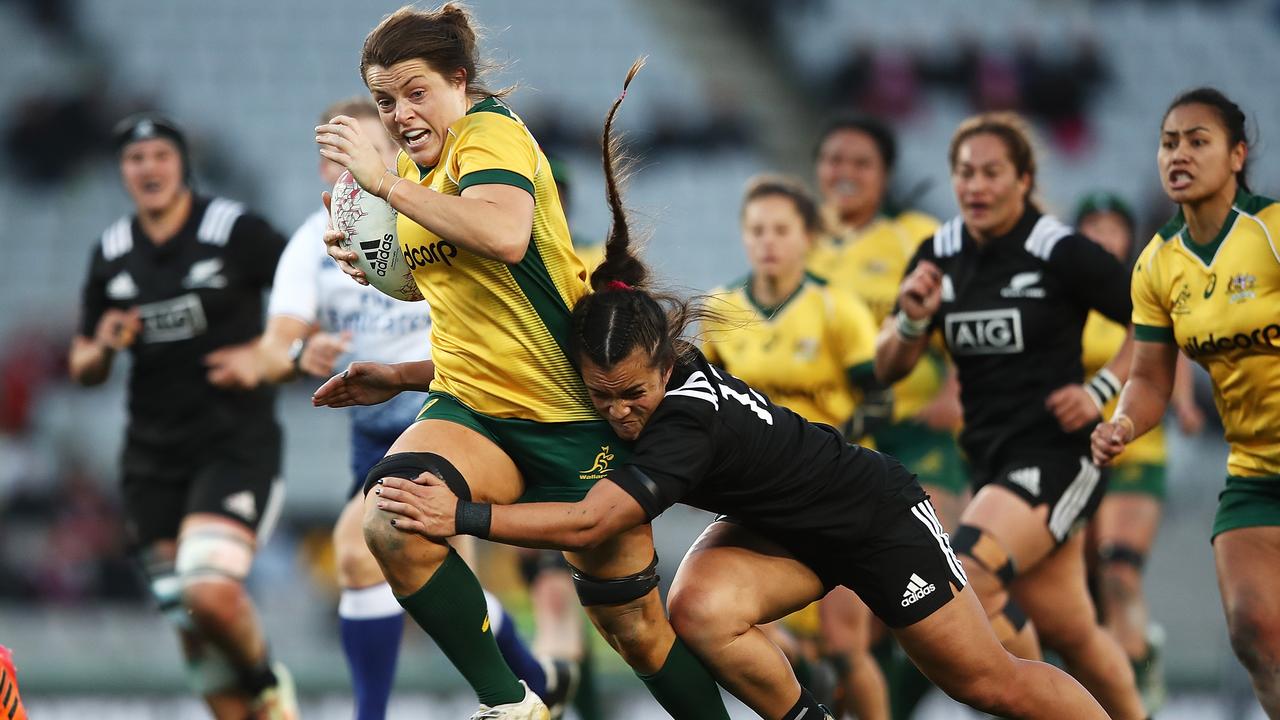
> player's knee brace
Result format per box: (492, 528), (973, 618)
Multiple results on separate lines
(175, 525), (254, 584)
(989, 595), (1030, 639)
(363, 451), (470, 499)
(142, 558), (239, 693)
(568, 554), (660, 606)
(1098, 542), (1146, 571)
(951, 524), (1016, 587)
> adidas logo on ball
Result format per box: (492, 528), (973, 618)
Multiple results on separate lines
(359, 235), (395, 277)
(901, 573), (936, 607)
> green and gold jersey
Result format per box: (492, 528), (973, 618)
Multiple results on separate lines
(808, 211), (945, 420)
(1083, 311), (1165, 466)
(1132, 189), (1280, 476)
(395, 97), (594, 422)
(701, 274), (878, 427)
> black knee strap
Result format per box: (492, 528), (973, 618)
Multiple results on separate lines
(1001, 597), (1029, 632)
(1098, 543), (1147, 571)
(363, 452), (471, 500)
(568, 553), (660, 606)
(951, 525), (1016, 586)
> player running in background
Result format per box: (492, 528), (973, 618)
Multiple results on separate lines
(1075, 190), (1205, 714)
(875, 112), (1146, 719)
(809, 116), (966, 528)
(364, 101), (1117, 718)
(315, 7), (729, 717)
(69, 114), (294, 719)
(1093, 88), (1280, 716)
(701, 174), (888, 720)
(809, 115), (966, 720)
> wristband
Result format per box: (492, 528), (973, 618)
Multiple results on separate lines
(1084, 368), (1121, 411)
(386, 177), (407, 203)
(895, 309), (931, 339)
(1112, 414), (1136, 443)
(455, 500), (492, 539)
(288, 337), (309, 374)
(373, 171), (392, 198)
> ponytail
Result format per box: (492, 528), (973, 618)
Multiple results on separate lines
(592, 57), (648, 292)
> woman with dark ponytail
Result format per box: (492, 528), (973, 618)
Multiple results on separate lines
(1094, 87), (1280, 714)
(372, 57), (1119, 720)
(313, 10), (730, 718)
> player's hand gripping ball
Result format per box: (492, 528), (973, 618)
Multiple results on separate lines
(330, 170), (423, 301)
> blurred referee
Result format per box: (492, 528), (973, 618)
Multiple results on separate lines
(68, 113), (295, 720)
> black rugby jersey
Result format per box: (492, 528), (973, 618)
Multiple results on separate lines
(610, 349), (922, 540)
(78, 196), (287, 448)
(903, 208), (1130, 472)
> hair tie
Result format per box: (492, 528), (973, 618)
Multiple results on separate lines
(606, 280), (632, 291)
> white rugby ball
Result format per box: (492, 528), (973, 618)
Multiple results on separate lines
(330, 171), (424, 302)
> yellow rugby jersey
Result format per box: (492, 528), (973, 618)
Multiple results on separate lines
(701, 274), (878, 427)
(1082, 311), (1165, 466)
(574, 241), (605, 279)
(1132, 189), (1280, 476)
(807, 211), (945, 419)
(395, 97), (594, 421)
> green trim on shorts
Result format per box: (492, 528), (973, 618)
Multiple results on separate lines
(416, 392), (630, 503)
(872, 421), (968, 495)
(1213, 474), (1280, 540)
(1106, 462), (1166, 499)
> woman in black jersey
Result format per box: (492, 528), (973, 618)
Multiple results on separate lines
(875, 112), (1145, 720)
(363, 102), (1111, 720)
(69, 115), (293, 719)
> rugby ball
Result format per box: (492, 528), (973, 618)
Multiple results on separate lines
(330, 171), (424, 302)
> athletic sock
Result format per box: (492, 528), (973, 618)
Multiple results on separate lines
(783, 687), (826, 720)
(238, 655), (279, 696)
(572, 645), (606, 720)
(339, 582), (405, 720)
(484, 589), (548, 697)
(397, 549), (524, 706)
(636, 637), (731, 720)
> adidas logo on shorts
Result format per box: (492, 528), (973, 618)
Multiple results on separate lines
(901, 573), (936, 607)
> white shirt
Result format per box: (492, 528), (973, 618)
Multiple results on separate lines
(269, 208), (432, 435)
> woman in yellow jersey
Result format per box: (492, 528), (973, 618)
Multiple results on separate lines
(809, 117), (967, 529)
(1094, 88), (1280, 715)
(809, 115), (965, 720)
(1076, 192), (1205, 714)
(315, 9), (729, 719)
(702, 175), (889, 720)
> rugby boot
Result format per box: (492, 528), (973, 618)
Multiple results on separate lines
(470, 681), (551, 720)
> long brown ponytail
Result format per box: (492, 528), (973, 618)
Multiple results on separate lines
(570, 58), (707, 371)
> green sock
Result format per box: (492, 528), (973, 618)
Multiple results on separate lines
(572, 644), (606, 720)
(397, 549), (524, 706)
(637, 637), (730, 720)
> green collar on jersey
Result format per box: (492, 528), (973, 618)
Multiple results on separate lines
(1159, 188), (1272, 267)
(741, 271), (824, 319)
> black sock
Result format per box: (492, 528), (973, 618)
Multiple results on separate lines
(783, 687), (825, 720)
(239, 656), (277, 696)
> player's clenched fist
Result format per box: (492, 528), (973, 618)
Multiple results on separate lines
(898, 260), (944, 321)
(1091, 416), (1134, 466)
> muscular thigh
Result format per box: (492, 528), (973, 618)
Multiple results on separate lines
(670, 520), (825, 625)
(960, 484), (1056, 572)
(1214, 526), (1280, 630)
(385, 419), (524, 504)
